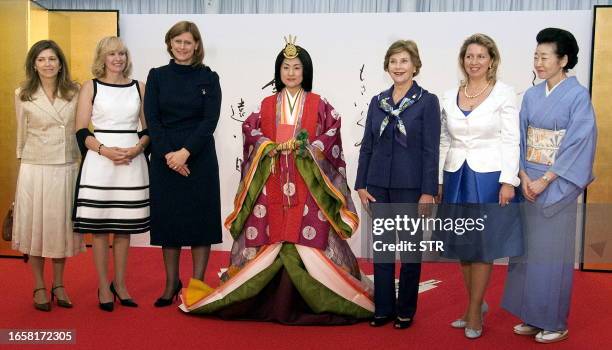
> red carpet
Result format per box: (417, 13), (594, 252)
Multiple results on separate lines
(0, 247), (610, 349)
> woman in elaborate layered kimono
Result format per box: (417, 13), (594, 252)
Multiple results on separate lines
(501, 28), (597, 344)
(179, 37), (374, 324)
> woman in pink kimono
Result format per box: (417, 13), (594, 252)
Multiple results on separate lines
(180, 38), (374, 324)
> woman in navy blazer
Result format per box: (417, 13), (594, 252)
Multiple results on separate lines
(355, 40), (440, 329)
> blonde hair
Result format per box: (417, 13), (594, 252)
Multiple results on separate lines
(91, 36), (133, 79)
(384, 40), (422, 77)
(458, 33), (500, 84)
(165, 21), (204, 67)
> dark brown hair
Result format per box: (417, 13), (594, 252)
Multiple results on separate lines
(165, 21), (204, 67)
(20, 40), (78, 102)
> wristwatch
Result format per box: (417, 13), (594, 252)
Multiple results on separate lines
(541, 175), (551, 183)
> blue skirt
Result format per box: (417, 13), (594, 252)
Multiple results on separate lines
(437, 162), (523, 262)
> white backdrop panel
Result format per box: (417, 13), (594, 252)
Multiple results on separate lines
(121, 11), (592, 253)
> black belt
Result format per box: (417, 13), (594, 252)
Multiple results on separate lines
(94, 129), (137, 133)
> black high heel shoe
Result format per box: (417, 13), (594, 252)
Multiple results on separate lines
(394, 317), (413, 329)
(154, 280), (182, 307)
(369, 315), (394, 327)
(33, 288), (51, 312)
(110, 282), (138, 307)
(51, 285), (73, 308)
(98, 288), (114, 312)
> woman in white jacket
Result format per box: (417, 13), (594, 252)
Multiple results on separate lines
(438, 33), (522, 339)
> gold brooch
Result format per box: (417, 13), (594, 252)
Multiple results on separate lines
(283, 35), (299, 59)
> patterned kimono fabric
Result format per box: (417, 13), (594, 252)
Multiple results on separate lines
(501, 77), (597, 331)
(180, 89), (374, 324)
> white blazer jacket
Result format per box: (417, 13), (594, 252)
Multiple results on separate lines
(439, 81), (520, 187)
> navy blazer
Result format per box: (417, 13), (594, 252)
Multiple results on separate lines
(355, 82), (441, 195)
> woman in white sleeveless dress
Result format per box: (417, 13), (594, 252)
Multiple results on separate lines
(74, 37), (150, 312)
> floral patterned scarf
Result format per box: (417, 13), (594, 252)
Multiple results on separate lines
(378, 87), (423, 147)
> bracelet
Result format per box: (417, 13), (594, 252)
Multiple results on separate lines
(541, 175), (551, 183)
(97, 143), (104, 155)
(136, 142), (145, 151)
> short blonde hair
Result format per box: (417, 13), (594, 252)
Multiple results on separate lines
(91, 36), (133, 79)
(165, 21), (204, 67)
(384, 40), (422, 77)
(458, 33), (500, 84)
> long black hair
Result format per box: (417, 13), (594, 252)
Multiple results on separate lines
(274, 45), (313, 92)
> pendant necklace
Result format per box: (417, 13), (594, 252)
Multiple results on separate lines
(287, 89), (301, 115)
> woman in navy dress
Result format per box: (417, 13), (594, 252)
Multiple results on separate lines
(144, 21), (222, 307)
(356, 40), (440, 329)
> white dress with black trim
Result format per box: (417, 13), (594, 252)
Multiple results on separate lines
(73, 79), (150, 234)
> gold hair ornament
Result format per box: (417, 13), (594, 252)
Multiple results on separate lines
(283, 35), (299, 59)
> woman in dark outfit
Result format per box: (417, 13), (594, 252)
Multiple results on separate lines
(355, 40), (440, 328)
(144, 21), (222, 307)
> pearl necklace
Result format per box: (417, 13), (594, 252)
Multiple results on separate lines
(463, 81), (490, 99)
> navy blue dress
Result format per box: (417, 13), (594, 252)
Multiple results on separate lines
(144, 60), (222, 247)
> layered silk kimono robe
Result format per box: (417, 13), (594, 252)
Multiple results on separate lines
(180, 89), (374, 323)
(502, 77), (597, 331)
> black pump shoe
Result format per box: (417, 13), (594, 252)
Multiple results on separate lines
(394, 317), (413, 329)
(33, 288), (51, 312)
(51, 285), (73, 308)
(154, 280), (182, 307)
(98, 288), (114, 312)
(369, 315), (394, 327)
(110, 282), (138, 307)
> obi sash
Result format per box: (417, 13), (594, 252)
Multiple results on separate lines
(526, 125), (566, 166)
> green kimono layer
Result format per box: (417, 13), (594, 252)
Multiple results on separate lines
(189, 243), (372, 318)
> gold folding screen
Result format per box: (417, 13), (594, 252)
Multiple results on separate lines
(0, 0), (117, 257)
(583, 5), (612, 272)
(0, 0), (30, 258)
